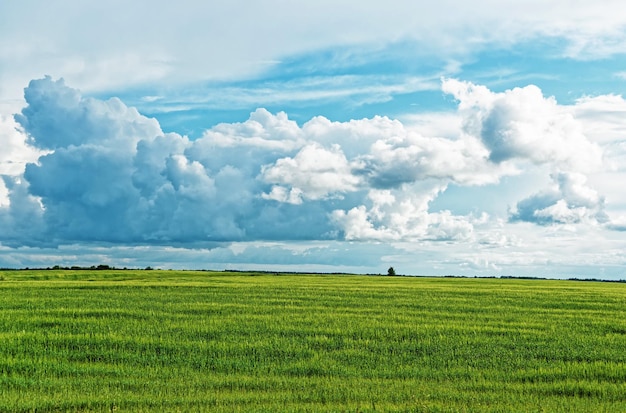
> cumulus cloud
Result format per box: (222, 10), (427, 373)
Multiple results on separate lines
(199, 108), (304, 151)
(2, 77), (338, 246)
(330, 184), (476, 241)
(0, 176), (45, 247)
(0, 114), (41, 174)
(439, 78), (626, 233)
(15, 76), (161, 151)
(262, 143), (360, 204)
(443, 78), (603, 172)
(510, 172), (607, 225)
(355, 132), (512, 187)
(2, 76), (626, 253)
(0, 113), (43, 206)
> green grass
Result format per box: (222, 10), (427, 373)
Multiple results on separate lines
(1, 270), (626, 412)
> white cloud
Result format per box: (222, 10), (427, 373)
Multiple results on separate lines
(570, 94), (626, 190)
(556, 172), (603, 208)
(510, 172), (606, 225)
(443, 78), (603, 172)
(3, 0), (626, 103)
(357, 131), (512, 187)
(199, 109), (304, 151)
(5, 76), (625, 245)
(440, 77), (626, 232)
(262, 186), (305, 205)
(330, 183), (475, 242)
(14, 76), (162, 151)
(0, 113), (42, 176)
(173, 75), (440, 112)
(3, 75), (626, 277)
(0, 114), (44, 206)
(607, 216), (626, 231)
(563, 30), (626, 60)
(262, 143), (361, 203)
(532, 199), (589, 225)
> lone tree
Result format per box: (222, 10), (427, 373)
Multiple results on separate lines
(387, 266), (396, 276)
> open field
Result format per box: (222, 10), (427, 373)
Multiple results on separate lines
(1, 270), (626, 412)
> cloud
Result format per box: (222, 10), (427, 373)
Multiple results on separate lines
(0, 176), (45, 247)
(570, 94), (626, 169)
(0, 114), (41, 175)
(0, 113), (43, 206)
(442, 78), (603, 172)
(14, 76), (161, 151)
(198, 109), (304, 151)
(0, 74), (626, 277)
(3, 77), (340, 245)
(262, 143), (360, 204)
(3, 76), (626, 256)
(510, 172), (607, 225)
(355, 131), (512, 187)
(330, 184), (476, 242)
(440, 78), (626, 232)
(606, 217), (626, 231)
(4, 1), (626, 102)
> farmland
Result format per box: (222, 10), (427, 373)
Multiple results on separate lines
(1, 270), (625, 412)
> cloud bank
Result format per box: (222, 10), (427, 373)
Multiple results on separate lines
(1, 76), (626, 275)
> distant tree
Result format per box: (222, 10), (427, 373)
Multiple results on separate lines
(387, 266), (396, 276)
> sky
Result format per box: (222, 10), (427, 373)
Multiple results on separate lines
(1, 1), (626, 278)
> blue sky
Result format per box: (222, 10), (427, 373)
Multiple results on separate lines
(2, 1), (626, 278)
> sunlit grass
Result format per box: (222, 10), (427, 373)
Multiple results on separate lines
(1, 270), (625, 412)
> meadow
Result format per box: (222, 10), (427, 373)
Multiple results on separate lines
(0, 270), (625, 412)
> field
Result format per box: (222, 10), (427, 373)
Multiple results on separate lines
(1, 270), (626, 412)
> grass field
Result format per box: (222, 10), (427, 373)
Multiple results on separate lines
(1, 270), (625, 412)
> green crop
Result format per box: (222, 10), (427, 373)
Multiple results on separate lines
(0, 270), (625, 412)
